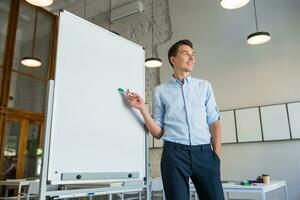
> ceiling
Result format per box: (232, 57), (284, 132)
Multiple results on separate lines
(44, 0), (134, 19)
(0, 0), (136, 39)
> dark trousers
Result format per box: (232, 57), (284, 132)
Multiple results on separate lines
(161, 141), (225, 200)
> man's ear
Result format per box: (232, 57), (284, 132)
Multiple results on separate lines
(170, 56), (175, 66)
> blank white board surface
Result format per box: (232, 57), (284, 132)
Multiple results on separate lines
(47, 11), (146, 184)
(260, 104), (291, 141)
(220, 111), (237, 144)
(288, 102), (300, 139)
(235, 108), (262, 142)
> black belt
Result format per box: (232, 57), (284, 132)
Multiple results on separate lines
(164, 140), (211, 150)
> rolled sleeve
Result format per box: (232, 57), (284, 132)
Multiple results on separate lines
(205, 82), (220, 125)
(152, 87), (165, 128)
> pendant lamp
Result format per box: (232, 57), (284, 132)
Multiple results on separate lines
(21, 8), (42, 67)
(247, 0), (271, 45)
(145, 0), (162, 68)
(220, 0), (250, 9)
(25, 0), (53, 7)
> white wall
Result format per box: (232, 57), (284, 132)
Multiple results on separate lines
(222, 140), (300, 199)
(157, 0), (300, 199)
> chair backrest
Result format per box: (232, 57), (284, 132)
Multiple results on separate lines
(150, 178), (163, 191)
(5, 179), (26, 181)
(26, 181), (39, 200)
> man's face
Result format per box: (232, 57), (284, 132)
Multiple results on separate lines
(170, 44), (195, 72)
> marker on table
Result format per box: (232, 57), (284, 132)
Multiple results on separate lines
(118, 88), (134, 97)
(240, 181), (251, 186)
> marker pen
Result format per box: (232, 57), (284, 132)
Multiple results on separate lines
(118, 88), (134, 97)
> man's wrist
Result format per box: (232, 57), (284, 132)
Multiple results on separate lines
(139, 106), (147, 114)
(214, 148), (221, 156)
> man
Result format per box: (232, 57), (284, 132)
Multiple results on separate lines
(126, 39), (224, 200)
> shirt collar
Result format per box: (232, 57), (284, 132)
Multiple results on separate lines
(170, 74), (192, 86)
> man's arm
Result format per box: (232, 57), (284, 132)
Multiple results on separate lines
(205, 82), (222, 157)
(140, 107), (164, 139)
(125, 90), (163, 139)
(210, 120), (222, 157)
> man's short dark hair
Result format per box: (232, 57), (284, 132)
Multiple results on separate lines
(168, 39), (193, 68)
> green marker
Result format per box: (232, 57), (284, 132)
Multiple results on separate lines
(118, 88), (125, 94)
(240, 181), (251, 186)
(118, 88), (134, 96)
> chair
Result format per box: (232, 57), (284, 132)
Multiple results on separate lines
(189, 181), (198, 200)
(150, 178), (165, 200)
(108, 181), (144, 200)
(112, 178), (166, 200)
(0, 181), (39, 200)
(113, 191), (143, 200)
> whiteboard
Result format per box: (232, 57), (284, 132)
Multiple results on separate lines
(235, 107), (262, 142)
(260, 104), (291, 141)
(47, 11), (146, 184)
(220, 111), (237, 144)
(287, 102), (300, 139)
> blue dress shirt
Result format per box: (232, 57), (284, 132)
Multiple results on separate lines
(152, 75), (220, 145)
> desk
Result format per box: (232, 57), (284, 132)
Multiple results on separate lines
(222, 181), (288, 200)
(0, 179), (39, 200)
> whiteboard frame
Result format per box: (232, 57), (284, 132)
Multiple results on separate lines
(260, 104), (291, 141)
(50, 10), (146, 184)
(39, 10), (149, 200)
(287, 102), (300, 139)
(220, 110), (237, 144)
(235, 107), (263, 143)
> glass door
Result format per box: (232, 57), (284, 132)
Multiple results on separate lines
(24, 122), (43, 178)
(1, 118), (20, 180)
(1, 117), (43, 179)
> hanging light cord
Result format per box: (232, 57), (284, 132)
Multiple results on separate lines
(151, 0), (154, 56)
(253, 0), (259, 32)
(32, 7), (38, 56)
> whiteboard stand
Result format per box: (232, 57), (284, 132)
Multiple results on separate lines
(39, 80), (55, 200)
(39, 80), (150, 200)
